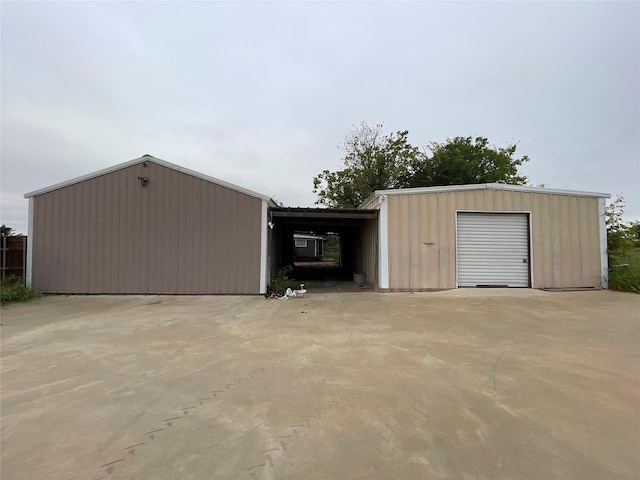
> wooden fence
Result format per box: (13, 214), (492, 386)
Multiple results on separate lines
(1, 236), (27, 280)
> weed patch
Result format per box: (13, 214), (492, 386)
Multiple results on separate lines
(609, 249), (640, 293)
(0, 277), (41, 304)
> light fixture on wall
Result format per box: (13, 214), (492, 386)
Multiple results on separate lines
(137, 176), (149, 187)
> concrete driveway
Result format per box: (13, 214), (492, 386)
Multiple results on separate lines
(1, 290), (639, 480)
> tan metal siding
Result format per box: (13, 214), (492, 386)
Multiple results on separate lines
(31, 162), (262, 294)
(386, 190), (602, 290)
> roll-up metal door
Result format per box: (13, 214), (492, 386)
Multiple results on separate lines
(457, 213), (530, 287)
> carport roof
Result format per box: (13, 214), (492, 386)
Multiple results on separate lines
(270, 207), (378, 230)
(270, 207), (378, 219)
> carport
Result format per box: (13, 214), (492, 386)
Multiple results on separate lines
(268, 208), (378, 287)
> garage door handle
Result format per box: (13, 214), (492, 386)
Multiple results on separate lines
(522, 259), (528, 263)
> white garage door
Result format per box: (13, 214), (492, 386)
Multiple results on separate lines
(457, 213), (530, 287)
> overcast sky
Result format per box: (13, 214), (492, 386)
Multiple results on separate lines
(2, 1), (639, 234)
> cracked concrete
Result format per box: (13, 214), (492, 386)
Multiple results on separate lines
(1, 290), (639, 479)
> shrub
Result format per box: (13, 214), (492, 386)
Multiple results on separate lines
(268, 266), (295, 295)
(606, 195), (634, 256)
(0, 277), (41, 304)
(608, 250), (640, 294)
(609, 265), (640, 293)
(605, 195), (639, 293)
(322, 251), (340, 262)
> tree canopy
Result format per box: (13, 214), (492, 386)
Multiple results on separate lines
(0, 225), (16, 237)
(408, 136), (528, 188)
(605, 195), (636, 256)
(312, 123), (420, 208)
(313, 123), (530, 208)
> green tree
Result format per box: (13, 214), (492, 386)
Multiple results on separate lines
(325, 233), (340, 247)
(0, 225), (15, 236)
(605, 195), (633, 256)
(313, 124), (530, 208)
(627, 221), (640, 246)
(407, 136), (529, 187)
(313, 122), (421, 208)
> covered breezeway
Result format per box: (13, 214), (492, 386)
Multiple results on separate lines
(268, 208), (378, 290)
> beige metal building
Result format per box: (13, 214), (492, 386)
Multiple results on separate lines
(360, 184), (610, 290)
(25, 157), (609, 294)
(25, 155), (275, 294)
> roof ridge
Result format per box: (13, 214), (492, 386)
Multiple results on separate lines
(24, 155), (275, 204)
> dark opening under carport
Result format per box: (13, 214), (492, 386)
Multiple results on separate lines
(268, 207), (379, 289)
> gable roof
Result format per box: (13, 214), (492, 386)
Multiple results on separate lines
(360, 183), (610, 208)
(24, 155), (276, 204)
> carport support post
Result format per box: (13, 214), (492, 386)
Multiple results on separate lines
(378, 195), (389, 289)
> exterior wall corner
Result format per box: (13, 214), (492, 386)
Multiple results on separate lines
(599, 197), (608, 289)
(26, 197), (34, 288)
(259, 200), (268, 294)
(378, 196), (389, 289)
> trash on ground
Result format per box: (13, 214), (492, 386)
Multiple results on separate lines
(266, 284), (307, 299)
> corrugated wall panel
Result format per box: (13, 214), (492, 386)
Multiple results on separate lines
(95, 174), (106, 292)
(228, 191), (240, 293)
(206, 184), (217, 292)
(213, 186), (226, 293)
(386, 190), (602, 290)
(168, 166), (180, 293)
(31, 161), (262, 294)
(422, 192), (437, 288)
(58, 186), (70, 292)
(183, 173), (195, 292)
(436, 193), (452, 289)
(147, 162), (168, 293)
(409, 195), (421, 288)
(199, 180), (209, 290)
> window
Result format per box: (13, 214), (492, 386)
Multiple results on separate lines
(295, 239), (307, 248)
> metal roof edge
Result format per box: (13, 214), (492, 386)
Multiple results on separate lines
(358, 194), (378, 209)
(373, 183), (611, 199)
(24, 155), (273, 202)
(24, 156), (146, 198)
(151, 157), (273, 202)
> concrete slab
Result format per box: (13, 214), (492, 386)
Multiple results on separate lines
(1, 291), (639, 480)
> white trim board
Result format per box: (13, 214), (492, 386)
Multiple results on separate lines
(26, 197), (34, 288)
(378, 196), (389, 289)
(259, 200), (268, 294)
(599, 198), (608, 289)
